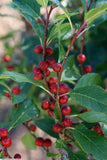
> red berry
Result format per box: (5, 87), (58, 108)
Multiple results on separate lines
(39, 61), (48, 70)
(29, 124), (36, 132)
(1, 137), (12, 147)
(59, 95), (68, 104)
(3, 55), (10, 62)
(46, 58), (56, 67)
(7, 65), (14, 71)
(14, 154), (21, 159)
(33, 66), (42, 74)
(49, 77), (57, 85)
(50, 83), (57, 94)
(93, 125), (104, 136)
(63, 118), (72, 127)
(5, 92), (11, 99)
(42, 100), (50, 110)
(50, 101), (55, 110)
(62, 106), (71, 115)
(77, 54), (86, 63)
(59, 83), (69, 93)
(53, 123), (62, 133)
(0, 128), (8, 137)
(44, 139), (52, 147)
(46, 47), (54, 55)
(48, 109), (53, 117)
(35, 137), (44, 146)
(67, 143), (73, 150)
(84, 65), (92, 73)
(12, 87), (20, 95)
(33, 72), (43, 81)
(53, 63), (62, 72)
(14, 104), (18, 108)
(46, 69), (50, 77)
(34, 45), (43, 54)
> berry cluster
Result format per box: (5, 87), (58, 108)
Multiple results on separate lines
(35, 137), (52, 148)
(77, 53), (92, 73)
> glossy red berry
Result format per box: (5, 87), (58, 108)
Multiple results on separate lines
(50, 101), (55, 110)
(53, 123), (62, 133)
(42, 100), (50, 110)
(14, 154), (21, 159)
(46, 47), (54, 55)
(35, 137), (44, 146)
(46, 58), (56, 67)
(39, 61), (48, 70)
(46, 69), (50, 77)
(34, 45), (43, 54)
(53, 63), (62, 72)
(50, 83), (57, 94)
(93, 125), (104, 136)
(1, 137), (12, 147)
(63, 118), (72, 127)
(62, 106), (71, 115)
(77, 54), (86, 63)
(5, 92), (11, 99)
(49, 77), (57, 85)
(67, 143), (73, 150)
(7, 65), (14, 71)
(59, 83), (69, 93)
(12, 87), (20, 95)
(33, 72), (43, 81)
(84, 65), (92, 73)
(59, 95), (68, 104)
(0, 128), (8, 137)
(3, 55), (10, 62)
(29, 124), (36, 132)
(33, 66), (42, 74)
(44, 139), (52, 147)
(48, 109), (53, 117)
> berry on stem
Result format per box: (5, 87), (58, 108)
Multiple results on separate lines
(46, 57), (55, 67)
(46, 47), (54, 55)
(67, 143), (73, 150)
(49, 77), (57, 85)
(0, 128), (8, 137)
(33, 66), (42, 74)
(50, 83), (57, 94)
(14, 154), (21, 159)
(59, 95), (68, 104)
(33, 72), (43, 81)
(39, 61), (48, 71)
(42, 100), (50, 110)
(34, 45), (43, 54)
(53, 63), (62, 72)
(12, 87), (20, 95)
(84, 65), (92, 73)
(35, 137), (44, 146)
(29, 124), (36, 132)
(48, 109), (53, 117)
(59, 83), (69, 93)
(46, 69), (50, 77)
(53, 123), (62, 133)
(63, 118), (72, 127)
(1, 137), (12, 147)
(93, 125), (104, 136)
(7, 65), (14, 71)
(5, 92), (11, 99)
(50, 101), (55, 110)
(77, 53), (86, 63)
(62, 106), (71, 115)
(3, 55), (10, 62)
(44, 138), (52, 147)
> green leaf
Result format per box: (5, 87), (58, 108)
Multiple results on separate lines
(75, 73), (101, 89)
(96, 62), (107, 79)
(21, 133), (36, 150)
(61, 56), (81, 83)
(0, 152), (3, 158)
(9, 99), (40, 131)
(36, 0), (48, 6)
(73, 125), (107, 160)
(73, 151), (88, 160)
(0, 71), (48, 92)
(85, 3), (107, 24)
(13, 0), (40, 18)
(34, 118), (59, 138)
(69, 86), (107, 113)
(100, 122), (107, 138)
(80, 0), (87, 13)
(78, 111), (107, 123)
(47, 152), (61, 158)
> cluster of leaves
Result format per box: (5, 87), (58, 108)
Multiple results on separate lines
(0, 0), (107, 160)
